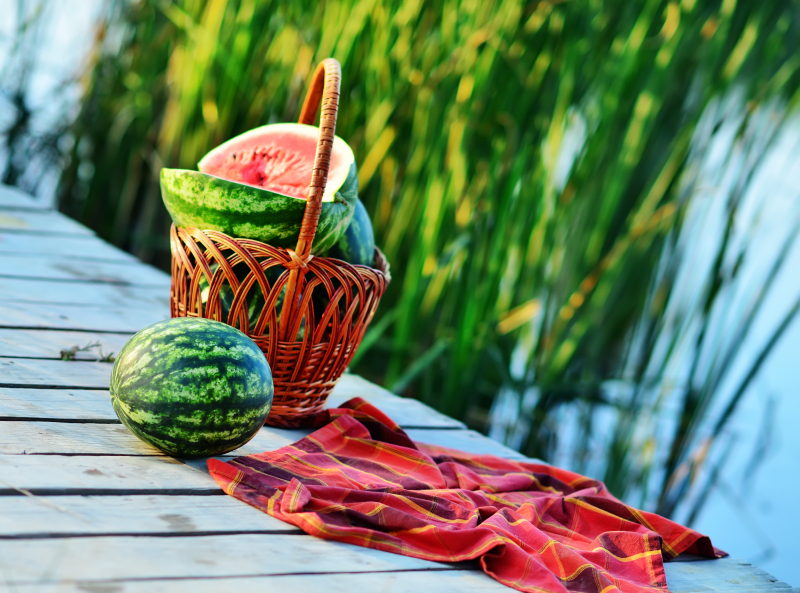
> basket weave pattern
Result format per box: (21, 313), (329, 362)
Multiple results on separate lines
(168, 59), (390, 427)
(169, 227), (389, 426)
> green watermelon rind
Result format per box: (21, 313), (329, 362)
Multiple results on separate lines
(110, 318), (273, 458)
(160, 161), (358, 254)
(330, 197), (375, 266)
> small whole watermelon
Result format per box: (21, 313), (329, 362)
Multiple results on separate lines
(329, 197), (375, 266)
(110, 317), (273, 457)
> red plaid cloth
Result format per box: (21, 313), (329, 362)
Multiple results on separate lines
(208, 398), (723, 593)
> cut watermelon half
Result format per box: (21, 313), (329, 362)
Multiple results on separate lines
(198, 123), (355, 203)
(160, 123), (358, 253)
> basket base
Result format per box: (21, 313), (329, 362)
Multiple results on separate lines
(265, 384), (336, 427)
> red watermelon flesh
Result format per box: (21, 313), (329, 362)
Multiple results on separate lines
(198, 123), (355, 202)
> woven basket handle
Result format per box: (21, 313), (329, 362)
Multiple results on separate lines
(294, 58), (341, 259)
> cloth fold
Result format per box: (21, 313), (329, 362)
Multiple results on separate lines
(208, 397), (723, 593)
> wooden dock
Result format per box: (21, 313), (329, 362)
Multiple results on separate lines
(0, 183), (795, 592)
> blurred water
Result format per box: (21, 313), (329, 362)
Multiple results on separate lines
(694, 320), (800, 586)
(669, 113), (800, 586)
(689, 173), (800, 586)
(0, 0), (103, 204)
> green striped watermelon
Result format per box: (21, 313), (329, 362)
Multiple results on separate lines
(329, 197), (375, 266)
(160, 123), (358, 253)
(110, 317), (273, 457)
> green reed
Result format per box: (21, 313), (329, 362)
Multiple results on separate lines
(49, 0), (800, 519)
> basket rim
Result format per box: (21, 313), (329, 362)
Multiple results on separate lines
(172, 223), (391, 280)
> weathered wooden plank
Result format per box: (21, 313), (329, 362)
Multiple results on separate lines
(0, 454), (216, 494)
(0, 571), (504, 593)
(5, 565), (794, 593)
(0, 278), (168, 309)
(0, 231), (137, 261)
(1, 570), (506, 593)
(328, 374), (465, 429)
(0, 210), (93, 235)
(0, 533), (452, 587)
(0, 388), (118, 419)
(0, 547), (791, 593)
(0, 358), (113, 388)
(0, 494), (295, 537)
(0, 301), (168, 333)
(0, 254), (169, 286)
(0, 370), (463, 429)
(0, 420), (520, 462)
(0, 185), (51, 210)
(0, 421), (295, 457)
(0, 571), (508, 593)
(0, 330), (139, 360)
(663, 557), (795, 592)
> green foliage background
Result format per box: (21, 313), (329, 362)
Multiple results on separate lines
(50, 0), (800, 519)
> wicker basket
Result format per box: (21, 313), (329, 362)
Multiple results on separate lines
(169, 58), (390, 427)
